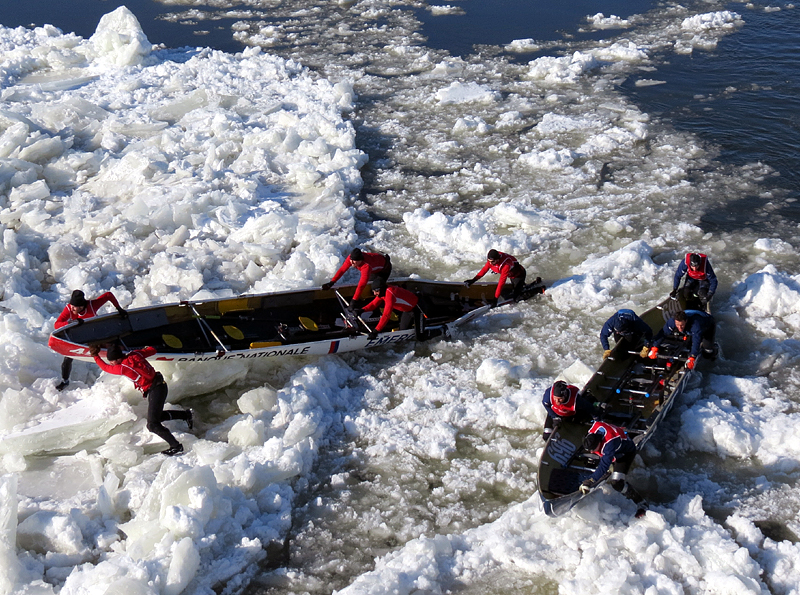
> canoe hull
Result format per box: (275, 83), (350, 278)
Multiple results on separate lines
(537, 295), (714, 517)
(48, 278), (545, 363)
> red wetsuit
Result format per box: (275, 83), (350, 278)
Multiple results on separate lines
(55, 292), (122, 329)
(93, 347), (159, 393)
(362, 286), (418, 332)
(474, 252), (525, 298)
(94, 346), (188, 450)
(330, 252), (391, 300)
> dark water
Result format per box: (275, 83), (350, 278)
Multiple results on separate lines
(4, 0), (800, 214)
(623, 2), (800, 209)
(414, 0), (656, 55)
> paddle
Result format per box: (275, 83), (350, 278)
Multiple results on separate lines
(298, 316), (319, 331)
(223, 325), (244, 340)
(162, 334), (183, 349)
(185, 303), (228, 353)
(335, 289), (374, 334)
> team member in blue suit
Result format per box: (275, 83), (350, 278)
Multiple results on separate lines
(541, 381), (598, 441)
(579, 421), (646, 516)
(599, 309), (653, 360)
(671, 252), (718, 311)
(648, 309), (716, 370)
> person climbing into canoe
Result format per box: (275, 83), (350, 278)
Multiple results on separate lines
(671, 252), (717, 311)
(322, 248), (392, 303)
(354, 281), (422, 340)
(54, 289), (127, 391)
(648, 309), (716, 369)
(464, 249), (526, 304)
(579, 421), (647, 517)
(90, 343), (192, 456)
(541, 380), (600, 441)
(599, 309), (653, 360)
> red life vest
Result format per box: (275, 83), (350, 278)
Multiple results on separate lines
(685, 253), (709, 281)
(551, 384), (580, 417)
(585, 421), (627, 455)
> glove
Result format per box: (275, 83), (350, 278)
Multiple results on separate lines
(648, 347), (659, 359)
(640, 346), (650, 358)
(75, 318), (84, 325)
(321, 282), (333, 291)
(352, 308), (363, 317)
(88, 345), (100, 357)
(463, 278), (476, 287)
(686, 356), (696, 370)
(602, 349), (612, 360)
(669, 289), (679, 298)
(579, 479), (595, 495)
(117, 307), (128, 318)
(367, 331), (378, 340)
(488, 298), (498, 307)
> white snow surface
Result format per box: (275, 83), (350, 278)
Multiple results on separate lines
(1, 4), (799, 595)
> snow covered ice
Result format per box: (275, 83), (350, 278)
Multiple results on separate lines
(2, 2), (800, 595)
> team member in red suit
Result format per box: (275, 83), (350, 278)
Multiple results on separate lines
(464, 249), (527, 303)
(322, 248), (392, 302)
(54, 289), (127, 391)
(541, 381), (599, 441)
(90, 343), (192, 456)
(671, 252), (718, 310)
(356, 283), (420, 340)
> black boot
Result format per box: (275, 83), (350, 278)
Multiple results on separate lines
(162, 444), (184, 456)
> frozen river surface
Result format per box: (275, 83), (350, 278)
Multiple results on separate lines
(1, 1), (800, 595)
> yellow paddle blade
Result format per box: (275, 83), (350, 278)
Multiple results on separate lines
(162, 334), (183, 349)
(298, 316), (319, 331)
(223, 325), (244, 340)
(250, 341), (282, 349)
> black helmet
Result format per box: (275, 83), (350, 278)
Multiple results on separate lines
(373, 279), (387, 297)
(69, 290), (88, 307)
(487, 249), (500, 261)
(350, 248), (363, 261)
(552, 381), (570, 400)
(583, 433), (602, 451)
(617, 317), (634, 334)
(106, 344), (124, 361)
(689, 253), (701, 268)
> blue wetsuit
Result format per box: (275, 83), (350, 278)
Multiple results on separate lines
(653, 310), (715, 357)
(599, 309), (653, 351)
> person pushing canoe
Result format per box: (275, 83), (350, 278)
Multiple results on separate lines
(90, 343), (192, 456)
(354, 281), (421, 340)
(464, 249), (527, 304)
(54, 289), (127, 391)
(322, 248), (392, 303)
